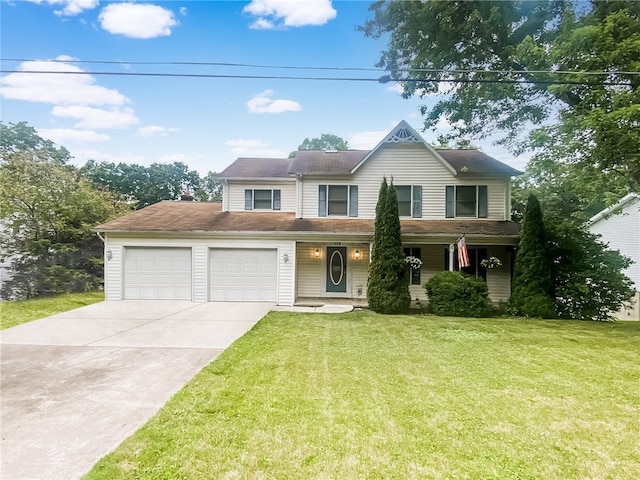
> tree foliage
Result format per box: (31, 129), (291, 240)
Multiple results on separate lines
(290, 133), (349, 157)
(367, 179), (411, 314)
(80, 160), (218, 209)
(0, 121), (71, 164)
(0, 124), (129, 299)
(361, 1), (640, 186)
(546, 215), (634, 321)
(194, 171), (223, 202)
(510, 194), (556, 318)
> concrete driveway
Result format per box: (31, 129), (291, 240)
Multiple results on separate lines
(0, 300), (274, 480)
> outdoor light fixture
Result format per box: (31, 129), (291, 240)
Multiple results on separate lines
(315, 248), (320, 258)
(283, 253), (289, 263)
(354, 249), (360, 259)
(106, 250), (113, 261)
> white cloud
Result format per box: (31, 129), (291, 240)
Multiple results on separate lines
(225, 138), (285, 156)
(0, 56), (129, 107)
(52, 105), (139, 129)
(136, 125), (179, 137)
(27, 0), (99, 16)
(37, 128), (110, 144)
(244, 0), (336, 29)
(386, 83), (404, 94)
(179, 6), (187, 16)
(99, 3), (178, 39)
(246, 90), (302, 114)
(249, 18), (274, 30)
(348, 130), (388, 150)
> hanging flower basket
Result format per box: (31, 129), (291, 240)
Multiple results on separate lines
(480, 256), (502, 269)
(405, 256), (423, 270)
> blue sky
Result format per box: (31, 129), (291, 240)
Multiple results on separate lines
(1, 0), (528, 174)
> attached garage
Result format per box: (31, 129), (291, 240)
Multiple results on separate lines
(123, 247), (192, 300)
(209, 248), (277, 302)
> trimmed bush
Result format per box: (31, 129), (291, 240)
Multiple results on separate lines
(425, 271), (491, 317)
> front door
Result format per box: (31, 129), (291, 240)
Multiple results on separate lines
(326, 246), (347, 293)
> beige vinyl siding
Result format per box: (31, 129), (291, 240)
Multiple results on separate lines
(295, 243), (369, 299)
(278, 243), (296, 305)
(227, 182), (296, 212)
(104, 244), (122, 301)
(301, 144), (510, 220)
(485, 245), (512, 302)
(296, 243), (325, 298)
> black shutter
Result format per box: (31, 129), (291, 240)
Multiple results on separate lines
(445, 186), (455, 218)
(412, 185), (422, 218)
(478, 185), (488, 218)
(318, 185), (327, 217)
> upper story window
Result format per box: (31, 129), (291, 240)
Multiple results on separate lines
(446, 185), (488, 218)
(318, 185), (358, 217)
(395, 185), (422, 218)
(245, 189), (281, 210)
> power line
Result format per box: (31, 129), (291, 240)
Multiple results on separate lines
(0, 69), (634, 87)
(2, 58), (639, 77)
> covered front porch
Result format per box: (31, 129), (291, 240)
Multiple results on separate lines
(294, 240), (515, 306)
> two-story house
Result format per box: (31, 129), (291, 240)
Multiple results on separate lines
(95, 121), (521, 306)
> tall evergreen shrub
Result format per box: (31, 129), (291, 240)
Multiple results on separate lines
(367, 179), (411, 313)
(510, 193), (556, 318)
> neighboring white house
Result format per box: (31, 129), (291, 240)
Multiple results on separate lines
(94, 121), (522, 306)
(588, 193), (640, 321)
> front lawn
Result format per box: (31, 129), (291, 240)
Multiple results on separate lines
(0, 291), (104, 330)
(86, 312), (640, 479)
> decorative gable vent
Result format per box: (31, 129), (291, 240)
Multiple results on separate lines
(384, 127), (421, 144)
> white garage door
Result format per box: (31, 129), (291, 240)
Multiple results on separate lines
(124, 247), (192, 300)
(209, 249), (277, 302)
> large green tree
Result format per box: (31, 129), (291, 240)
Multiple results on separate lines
(510, 194), (556, 318)
(0, 123), (129, 299)
(80, 160), (204, 209)
(361, 1), (640, 186)
(546, 214), (634, 321)
(367, 179), (411, 314)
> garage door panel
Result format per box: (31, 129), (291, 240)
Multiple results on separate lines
(209, 249), (276, 302)
(124, 247), (192, 300)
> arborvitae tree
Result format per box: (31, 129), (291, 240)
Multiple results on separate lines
(367, 179), (411, 314)
(510, 193), (556, 318)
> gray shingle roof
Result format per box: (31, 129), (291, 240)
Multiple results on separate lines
(219, 148), (522, 179)
(95, 200), (520, 239)
(219, 158), (292, 178)
(288, 150), (369, 176)
(436, 149), (523, 176)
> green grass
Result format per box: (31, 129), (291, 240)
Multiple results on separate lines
(0, 291), (104, 330)
(85, 312), (640, 480)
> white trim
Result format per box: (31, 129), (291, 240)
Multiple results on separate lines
(588, 193), (640, 225)
(350, 121), (457, 176)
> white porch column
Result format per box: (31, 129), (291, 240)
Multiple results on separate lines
(449, 243), (455, 271)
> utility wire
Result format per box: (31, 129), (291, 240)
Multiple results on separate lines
(0, 69), (633, 86)
(2, 58), (639, 77)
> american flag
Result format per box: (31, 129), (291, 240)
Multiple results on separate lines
(458, 236), (470, 269)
